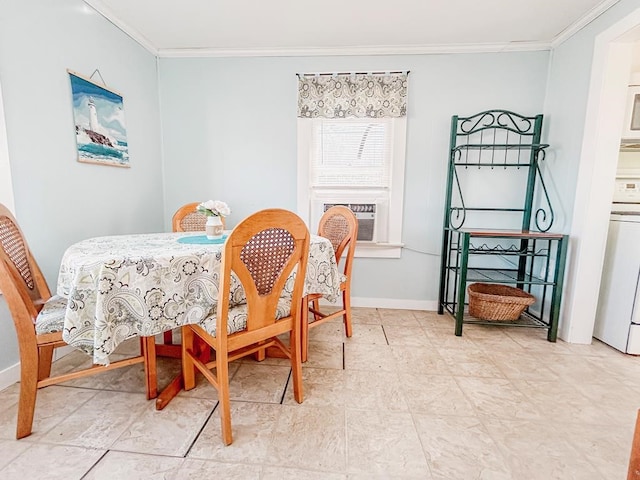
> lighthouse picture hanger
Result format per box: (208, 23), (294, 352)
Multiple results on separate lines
(67, 69), (130, 168)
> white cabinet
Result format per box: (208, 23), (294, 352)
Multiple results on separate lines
(594, 216), (640, 353)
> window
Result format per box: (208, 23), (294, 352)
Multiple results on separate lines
(296, 72), (408, 258)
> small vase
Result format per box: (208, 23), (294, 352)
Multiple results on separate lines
(205, 215), (224, 240)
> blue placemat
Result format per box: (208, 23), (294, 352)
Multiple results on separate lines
(178, 234), (228, 245)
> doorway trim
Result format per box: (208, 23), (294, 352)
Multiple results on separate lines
(562, 8), (640, 343)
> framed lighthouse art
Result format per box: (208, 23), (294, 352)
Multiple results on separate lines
(68, 70), (129, 167)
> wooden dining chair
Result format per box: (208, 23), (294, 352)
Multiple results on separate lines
(172, 202), (226, 232)
(0, 204), (157, 439)
(301, 205), (358, 362)
(180, 208), (309, 445)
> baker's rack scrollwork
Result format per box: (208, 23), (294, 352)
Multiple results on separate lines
(448, 153), (555, 232)
(459, 109), (532, 134)
(445, 109), (553, 233)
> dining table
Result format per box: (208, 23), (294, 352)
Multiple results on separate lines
(56, 231), (342, 368)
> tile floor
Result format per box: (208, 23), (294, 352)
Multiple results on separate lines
(0, 308), (639, 479)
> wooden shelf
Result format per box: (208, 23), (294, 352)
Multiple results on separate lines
(446, 227), (565, 240)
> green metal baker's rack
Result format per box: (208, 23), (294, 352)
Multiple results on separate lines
(437, 110), (568, 341)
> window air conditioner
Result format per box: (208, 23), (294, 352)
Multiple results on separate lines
(323, 203), (376, 242)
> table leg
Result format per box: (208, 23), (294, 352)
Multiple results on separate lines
(142, 337), (158, 400)
(155, 374), (183, 410)
(263, 346), (288, 359)
(155, 343), (182, 358)
(155, 334), (210, 411)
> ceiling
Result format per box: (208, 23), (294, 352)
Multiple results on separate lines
(84, 0), (620, 57)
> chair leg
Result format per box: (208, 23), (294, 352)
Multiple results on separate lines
(301, 296), (310, 363)
(163, 330), (173, 345)
(217, 351), (233, 445)
(343, 287), (353, 338)
(290, 322), (304, 403)
(37, 345), (54, 381)
(16, 349), (39, 439)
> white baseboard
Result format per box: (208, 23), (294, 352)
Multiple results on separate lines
(0, 362), (19, 392)
(348, 297), (438, 311)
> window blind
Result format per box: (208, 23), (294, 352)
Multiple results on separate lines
(310, 119), (392, 188)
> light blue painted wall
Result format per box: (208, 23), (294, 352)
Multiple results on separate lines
(159, 53), (550, 303)
(0, 0), (162, 371)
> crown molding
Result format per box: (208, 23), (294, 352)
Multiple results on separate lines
(83, 0), (158, 56)
(551, 0), (621, 48)
(157, 42), (551, 58)
(84, 0), (620, 59)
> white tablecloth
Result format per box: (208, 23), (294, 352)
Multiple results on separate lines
(56, 232), (340, 364)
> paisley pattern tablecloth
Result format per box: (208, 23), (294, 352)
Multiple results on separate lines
(56, 232), (340, 365)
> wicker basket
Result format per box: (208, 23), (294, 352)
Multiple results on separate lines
(467, 283), (535, 321)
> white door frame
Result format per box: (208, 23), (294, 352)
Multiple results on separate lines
(561, 8), (640, 343)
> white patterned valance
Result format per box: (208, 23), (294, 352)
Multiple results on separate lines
(298, 72), (408, 119)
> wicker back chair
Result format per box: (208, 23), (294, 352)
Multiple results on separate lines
(0, 204), (157, 439)
(180, 208), (309, 445)
(172, 202), (226, 232)
(301, 205), (358, 362)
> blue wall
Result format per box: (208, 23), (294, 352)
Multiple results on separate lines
(0, 0), (162, 372)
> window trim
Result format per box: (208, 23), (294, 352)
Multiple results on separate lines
(297, 117), (407, 259)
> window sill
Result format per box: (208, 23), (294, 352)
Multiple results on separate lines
(354, 242), (403, 259)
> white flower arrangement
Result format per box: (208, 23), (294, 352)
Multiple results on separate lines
(197, 200), (231, 217)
